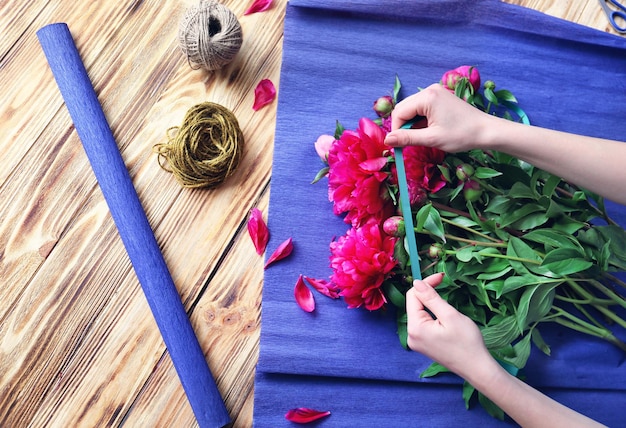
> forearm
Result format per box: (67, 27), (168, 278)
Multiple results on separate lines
(481, 116), (626, 205)
(464, 358), (604, 428)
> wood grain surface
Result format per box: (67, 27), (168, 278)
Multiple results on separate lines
(0, 1), (622, 427)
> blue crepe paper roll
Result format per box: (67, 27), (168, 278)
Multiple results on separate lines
(37, 23), (230, 428)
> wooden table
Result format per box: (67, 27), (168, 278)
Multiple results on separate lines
(0, 1), (622, 426)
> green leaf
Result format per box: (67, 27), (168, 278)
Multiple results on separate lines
(383, 282), (406, 308)
(474, 167), (502, 179)
(541, 248), (592, 276)
(516, 283), (557, 332)
(511, 211), (550, 231)
(500, 274), (540, 296)
(462, 381), (476, 410)
(508, 181), (537, 200)
(522, 229), (582, 251)
(455, 246), (475, 263)
(542, 174), (562, 197)
(484, 195), (515, 214)
(531, 328), (551, 356)
(483, 87), (499, 105)
(507, 236), (543, 275)
(396, 312), (408, 349)
(481, 316), (521, 349)
(334, 120), (345, 139)
(416, 204), (446, 243)
(311, 166), (329, 184)
(495, 89), (517, 103)
(500, 204), (544, 228)
(420, 362), (451, 378)
(393, 74), (401, 102)
(502, 333), (532, 369)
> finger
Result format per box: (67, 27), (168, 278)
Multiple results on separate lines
(405, 288), (435, 324)
(422, 272), (445, 288)
(412, 277), (458, 321)
(390, 91), (427, 131)
(384, 127), (436, 148)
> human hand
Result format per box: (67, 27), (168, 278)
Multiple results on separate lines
(384, 84), (496, 153)
(406, 272), (493, 379)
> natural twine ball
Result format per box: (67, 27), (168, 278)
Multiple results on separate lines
(154, 102), (244, 189)
(178, 0), (243, 71)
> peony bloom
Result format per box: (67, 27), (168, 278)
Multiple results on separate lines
(390, 145), (447, 207)
(441, 65), (481, 93)
(314, 134), (335, 162)
(329, 220), (398, 310)
(327, 117), (395, 226)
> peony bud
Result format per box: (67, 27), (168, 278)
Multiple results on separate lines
(463, 179), (482, 202)
(314, 134), (335, 162)
(455, 65), (481, 91)
(428, 243), (444, 259)
(373, 95), (395, 118)
(441, 66), (481, 93)
(484, 80), (496, 90)
(383, 216), (406, 237)
(455, 163), (475, 181)
(441, 70), (463, 92)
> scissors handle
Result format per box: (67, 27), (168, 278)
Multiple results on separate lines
(600, 0), (626, 33)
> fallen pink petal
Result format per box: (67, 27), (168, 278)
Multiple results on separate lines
(285, 407), (331, 424)
(247, 207), (270, 255)
(264, 237), (293, 269)
(253, 79), (277, 111)
(244, 0), (273, 15)
(304, 276), (340, 299)
(295, 275), (315, 312)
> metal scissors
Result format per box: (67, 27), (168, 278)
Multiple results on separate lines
(599, 0), (626, 34)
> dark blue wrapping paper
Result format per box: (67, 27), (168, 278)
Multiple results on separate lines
(254, 0), (626, 425)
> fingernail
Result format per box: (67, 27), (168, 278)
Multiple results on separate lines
(413, 279), (428, 291)
(384, 134), (397, 146)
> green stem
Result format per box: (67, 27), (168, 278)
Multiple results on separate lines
(602, 272), (626, 291)
(587, 278), (626, 310)
(565, 280), (626, 328)
(554, 294), (615, 306)
(414, 229), (507, 248)
(440, 217), (502, 243)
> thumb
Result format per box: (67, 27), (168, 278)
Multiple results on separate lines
(384, 127), (436, 148)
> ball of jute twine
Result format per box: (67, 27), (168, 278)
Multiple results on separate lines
(154, 102), (244, 188)
(178, 0), (243, 71)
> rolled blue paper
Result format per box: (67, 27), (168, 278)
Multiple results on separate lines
(37, 23), (229, 428)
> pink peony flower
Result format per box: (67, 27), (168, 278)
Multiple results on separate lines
(441, 65), (481, 93)
(382, 215), (405, 237)
(314, 134), (335, 162)
(390, 145), (447, 207)
(327, 117), (395, 227)
(329, 220), (398, 310)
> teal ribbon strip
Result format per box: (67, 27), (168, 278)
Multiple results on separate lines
(394, 119), (422, 280)
(501, 100), (530, 125)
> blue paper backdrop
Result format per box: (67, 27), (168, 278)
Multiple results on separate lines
(255, 1), (626, 426)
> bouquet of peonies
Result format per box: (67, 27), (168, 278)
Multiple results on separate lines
(311, 66), (626, 418)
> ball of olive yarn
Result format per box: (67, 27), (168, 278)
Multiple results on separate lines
(178, 0), (243, 71)
(155, 102), (244, 188)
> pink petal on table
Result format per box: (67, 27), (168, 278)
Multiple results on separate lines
(303, 276), (340, 299)
(247, 207), (270, 255)
(295, 275), (315, 312)
(264, 237), (293, 269)
(244, 0), (273, 15)
(253, 79), (276, 111)
(285, 407), (331, 424)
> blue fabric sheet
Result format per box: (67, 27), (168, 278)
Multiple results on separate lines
(254, 0), (626, 425)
